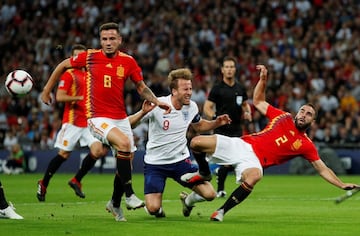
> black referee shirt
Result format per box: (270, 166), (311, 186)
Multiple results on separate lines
(207, 80), (248, 137)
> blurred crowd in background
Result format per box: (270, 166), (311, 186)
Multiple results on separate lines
(1, 0), (360, 152)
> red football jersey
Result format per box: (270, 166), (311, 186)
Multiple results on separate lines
(241, 105), (320, 168)
(57, 69), (87, 127)
(70, 49), (144, 119)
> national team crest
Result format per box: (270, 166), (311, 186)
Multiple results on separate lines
(182, 111), (189, 121)
(117, 66), (124, 77)
(101, 122), (109, 129)
(291, 139), (302, 150)
(236, 96), (243, 105)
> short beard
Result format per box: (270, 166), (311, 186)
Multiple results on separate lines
(294, 118), (311, 131)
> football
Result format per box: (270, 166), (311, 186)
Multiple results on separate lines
(5, 69), (34, 97)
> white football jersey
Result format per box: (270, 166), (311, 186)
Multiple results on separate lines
(142, 95), (199, 165)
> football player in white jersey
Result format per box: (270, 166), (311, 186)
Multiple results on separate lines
(122, 68), (232, 217)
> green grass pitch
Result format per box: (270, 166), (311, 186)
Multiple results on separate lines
(0, 173), (359, 236)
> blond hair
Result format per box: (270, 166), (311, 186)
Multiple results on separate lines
(168, 68), (193, 90)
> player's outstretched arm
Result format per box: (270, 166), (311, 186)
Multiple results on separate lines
(136, 81), (171, 114)
(128, 100), (155, 128)
(191, 114), (231, 133)
(42, 59), (72, 104)
(253, 65), (269, 115)
(312, 159), (359, 190)
(56, 89), (83, 102)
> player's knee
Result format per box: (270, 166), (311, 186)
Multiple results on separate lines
(89, 150), (101, 159)
(203, 190), (216, 201)
(90, 143), (106, 159)
(122, 139), (131, 150)
(250, 174), (262, 184)
(243, 168), (263, 186)
(90, 151), (102, 159)
(58, 150), (70, 159)
(190, 136), (203, 151)
(108, 129), (131, 151)
(145, 203), (160, 215)
(113, 139), (131, 152)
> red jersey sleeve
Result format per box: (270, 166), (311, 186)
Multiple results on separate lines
(265, 104), (286, 119)
(121, 52), (143, 84)
(58, 71), (74, 92)
(70, 50), (87, 68)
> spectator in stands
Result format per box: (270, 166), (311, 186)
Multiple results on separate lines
(2, 143), (25, 174)
(318, 89), (340, 113)
(339, 86), (358, 114)
(3, 129), (18, 151)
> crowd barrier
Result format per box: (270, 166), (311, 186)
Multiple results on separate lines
(0, 148), (359, 174)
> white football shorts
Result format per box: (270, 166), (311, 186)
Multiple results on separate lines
(207, 134), (263, 183)
(54, 123), (100, 151)
(87, 117), (136, 152)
